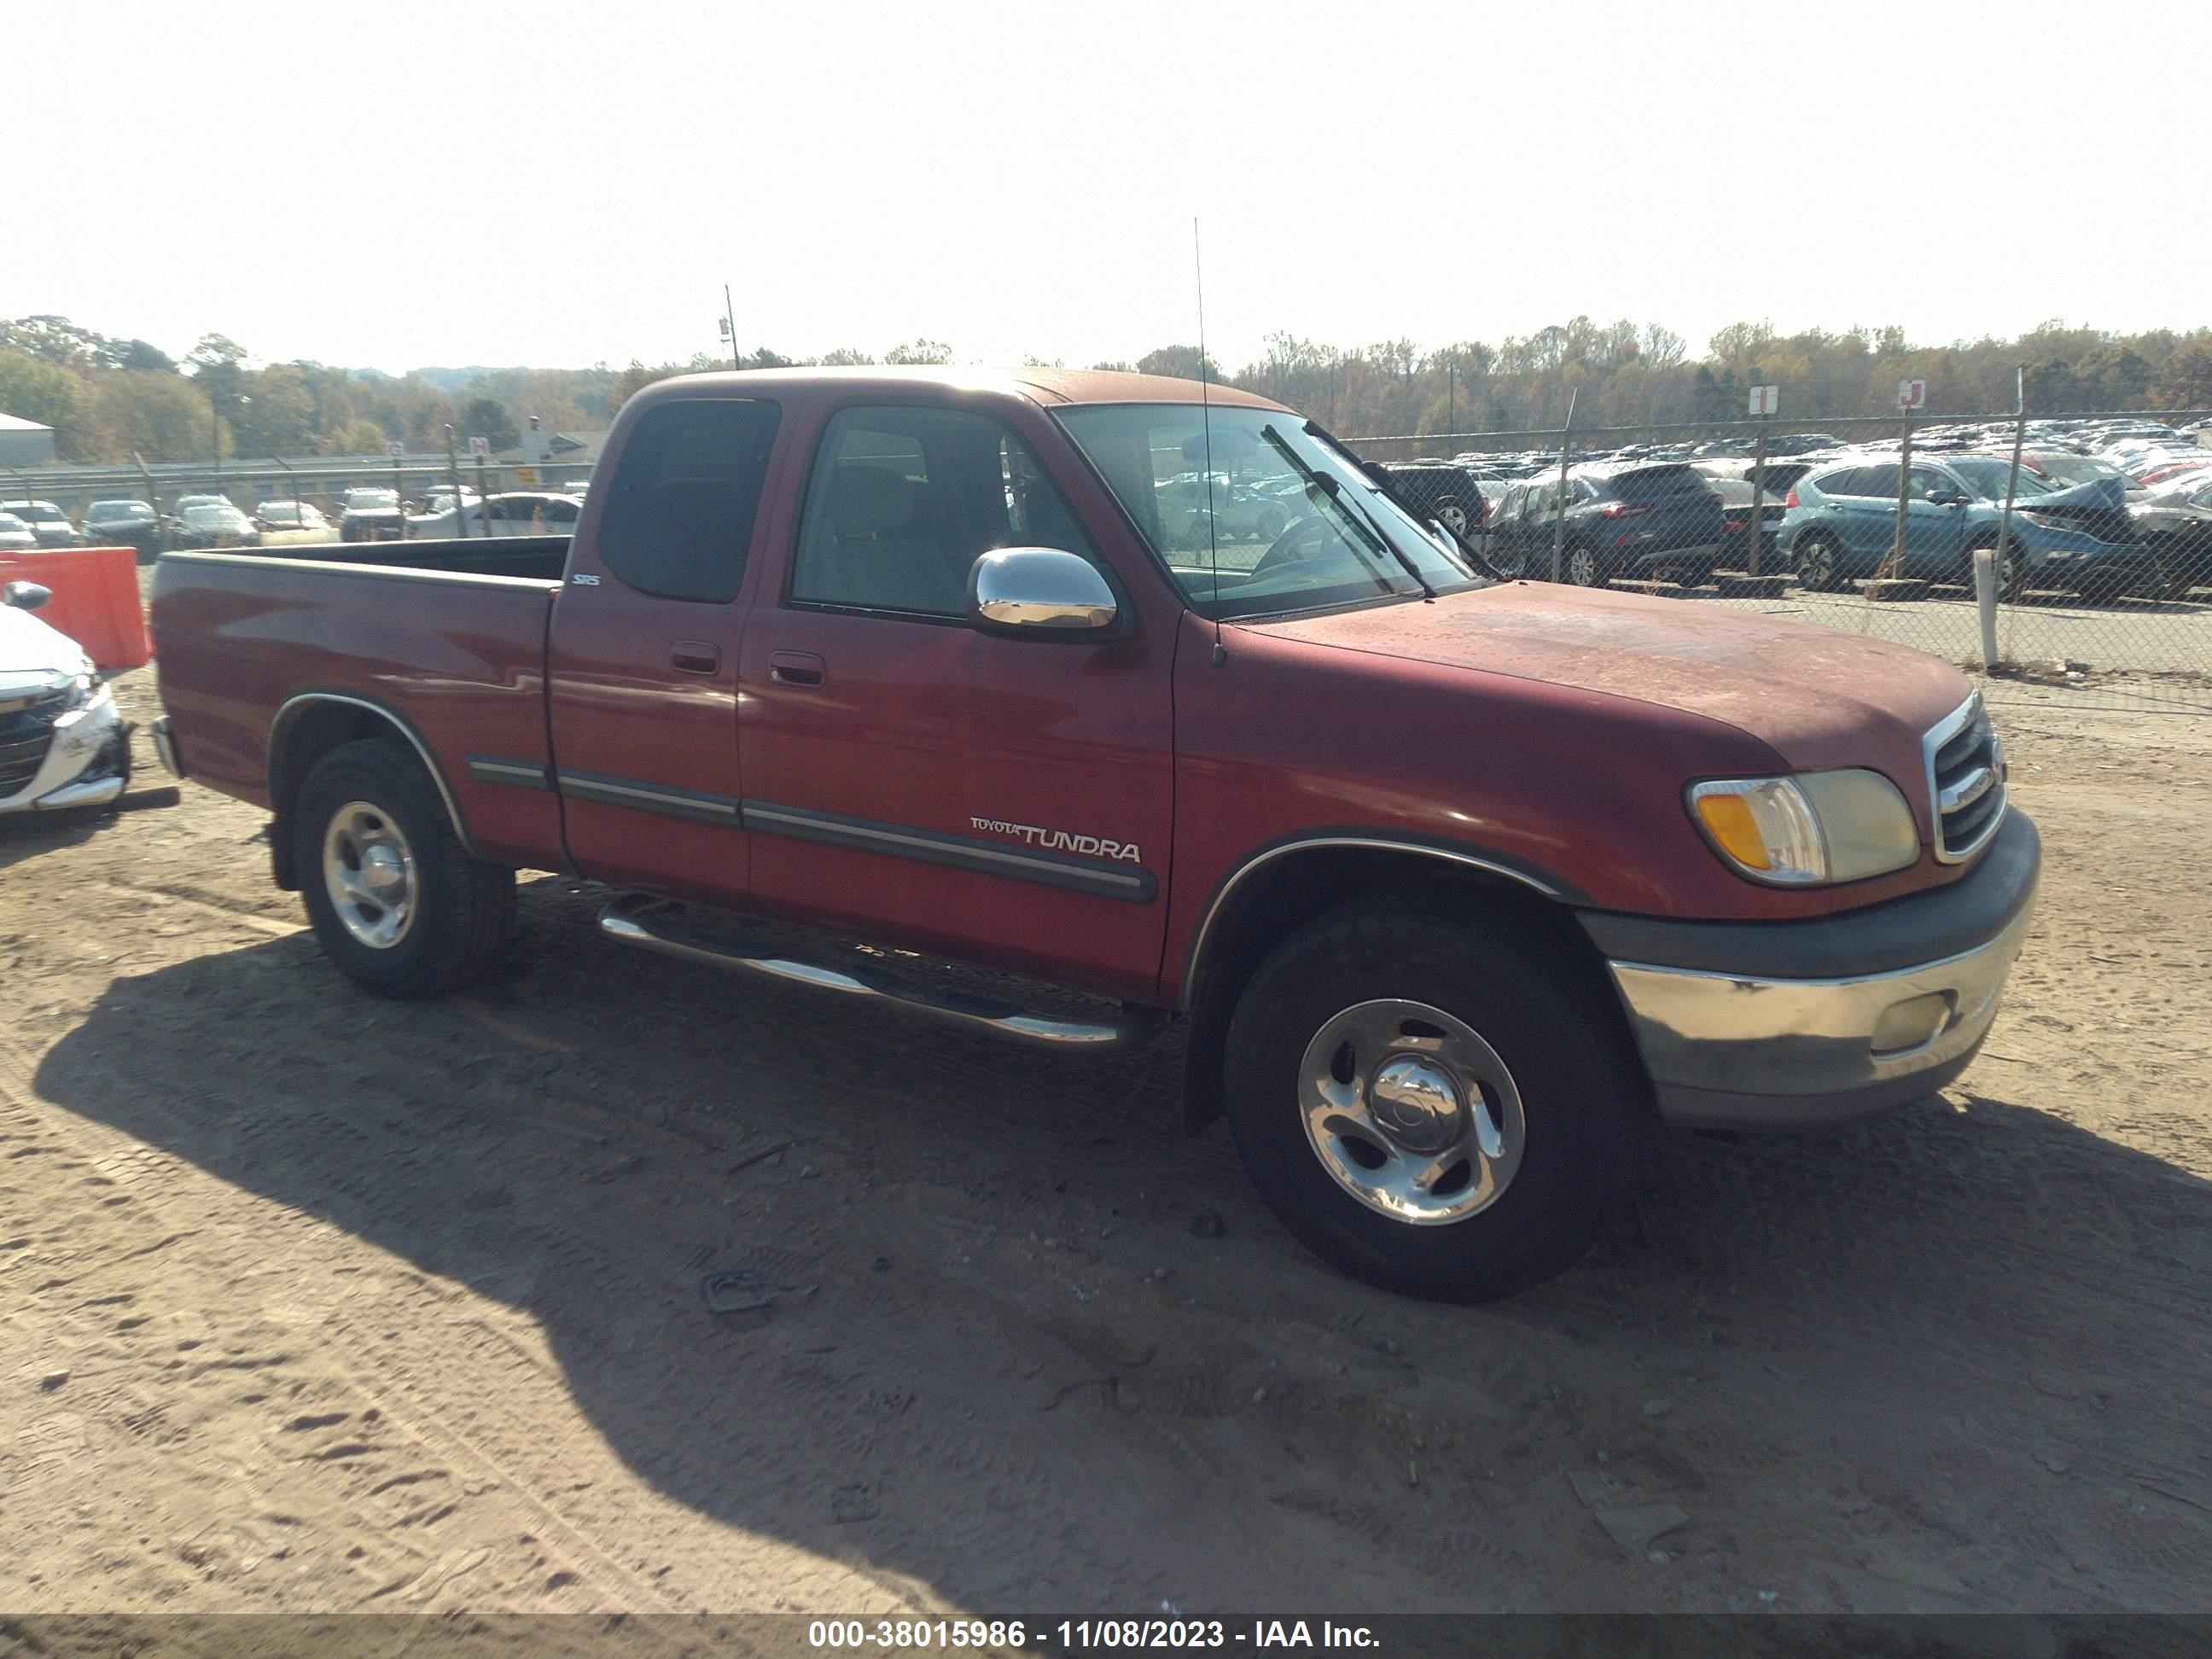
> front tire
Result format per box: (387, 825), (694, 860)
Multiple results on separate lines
(1564, 543), (1605, 588)
(294, 737), (515, 999)
(1223, 902), (1647, 1302)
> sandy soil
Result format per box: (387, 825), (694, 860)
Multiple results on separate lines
(1, 672), (2208, 1619)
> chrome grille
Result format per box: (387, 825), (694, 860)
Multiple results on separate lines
(1923, 695), (2005, 864)
(0, 686), (65, 797)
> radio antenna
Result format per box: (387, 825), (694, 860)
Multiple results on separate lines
(1194, 217), (1225, 667)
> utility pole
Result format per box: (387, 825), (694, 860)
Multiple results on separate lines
(725, 282), (740, 370)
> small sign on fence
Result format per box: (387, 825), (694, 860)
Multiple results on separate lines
(1748, 385), (1779, 416)
(469, 436), (490, 457)
(515, 467), (539, 488)
(1897, 378), (1928, 411)
(385, 440), (405, 459)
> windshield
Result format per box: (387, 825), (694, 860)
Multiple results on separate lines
(1056, 405), (1485, 618)
(1947, 459), (2054, 500)
(5, 504), (65, 523)
(0, 515), (27, 534)
(88, 501), (150, 520)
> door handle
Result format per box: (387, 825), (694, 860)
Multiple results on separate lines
(672, 640), (721, 674)
(769, 650), (826, 688)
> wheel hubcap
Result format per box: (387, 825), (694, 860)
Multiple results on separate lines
(1298, 999), (1525, 1225)
(323, 801), (417, 950)
(1569, 550), (1596, 585)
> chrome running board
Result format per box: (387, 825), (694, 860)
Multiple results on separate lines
(599, 894), (1165, 1051)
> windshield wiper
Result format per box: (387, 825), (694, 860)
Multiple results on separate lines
(1258, 425), (1435, 599)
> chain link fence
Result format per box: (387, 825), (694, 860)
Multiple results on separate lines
(1348, 405), (2212, 714)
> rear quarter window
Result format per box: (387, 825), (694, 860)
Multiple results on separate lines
(593, 398), (782, 602)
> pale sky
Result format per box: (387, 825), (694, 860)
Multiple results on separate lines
(17, 0), (2206, 375)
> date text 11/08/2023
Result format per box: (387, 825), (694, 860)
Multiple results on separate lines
(805, 1621), (1382, 1650)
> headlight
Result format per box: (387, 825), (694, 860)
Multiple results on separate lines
(1688, 769), (1919, 886)
(2019, 512), (2065, 530)
(53, 669), (95, 712)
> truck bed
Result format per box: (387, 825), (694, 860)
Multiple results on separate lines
(149, 544), (568, 869)
(240, 534), (571, 582)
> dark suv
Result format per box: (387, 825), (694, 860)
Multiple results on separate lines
(1490, 462), (1726, 588)
(1373, 461), (1490, 542)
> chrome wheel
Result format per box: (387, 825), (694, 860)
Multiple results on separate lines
(1298, 998), (1526, 1226)
(322, 800), (417, 950)
(1566, 546), (1599, 587)
(1437, 501), (1471, 537)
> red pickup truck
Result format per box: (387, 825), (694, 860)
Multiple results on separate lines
(149, 368), (2038, 1301)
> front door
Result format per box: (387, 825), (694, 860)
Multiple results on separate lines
(736, 400), (1175, 998)
(1903, 464), (1972, 577)
(543, 395), (786, 903)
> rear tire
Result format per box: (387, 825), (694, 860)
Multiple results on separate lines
(1793, 532), (1843, 592)
(1223, 902), (1647, 1302)
(1564, 543), (1606, 588)
(294, 737), (515, 999)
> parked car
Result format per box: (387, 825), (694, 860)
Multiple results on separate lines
(82, 498), (165, 559)
(173, 503), (262, 549)
(406, 491), (584, 538)
(254, 500), (332, 535)
(0, 500), (87, 549)
(339, 487), (406, 541)
(1709, 478), (1786, 572)
(1779, 455), (2163, 601)
(149, 366), (2039, 1305)
(173, 493), (236, 514)
(2136, 456), (2212, 491)
(0, 579), (131, 817)
(2132, 475), (2212, 595)
(0, 514), (38, 552)
(1373, 461), (1489, 543)
(1489, 461), (1726, 588)
(1693, 457), (1820, 498)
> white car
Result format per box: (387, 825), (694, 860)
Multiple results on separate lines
(0, 580), (129, 816)
(406, 492), (582, 538)
(0, 513), (38, 552)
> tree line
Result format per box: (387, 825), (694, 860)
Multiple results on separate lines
(4, 312), (2207, 468)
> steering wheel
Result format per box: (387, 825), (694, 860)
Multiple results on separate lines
(1249, 512), (1334, 579)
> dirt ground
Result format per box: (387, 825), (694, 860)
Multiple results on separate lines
(2, 670), (2209, 1621)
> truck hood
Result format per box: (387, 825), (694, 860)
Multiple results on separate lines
(0, 602), (88, 683)
(1251, 582), (1970, 774)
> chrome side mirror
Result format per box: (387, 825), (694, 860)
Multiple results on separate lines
(967, 548), (1119, 638)
(3, 580), (50, 612)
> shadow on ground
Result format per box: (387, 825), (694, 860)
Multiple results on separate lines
(26, 877), (2212, 1610)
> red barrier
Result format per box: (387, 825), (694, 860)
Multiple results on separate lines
(0, 545), (151, 672)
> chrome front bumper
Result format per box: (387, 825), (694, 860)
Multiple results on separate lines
(1604, 890), (2035, 1131)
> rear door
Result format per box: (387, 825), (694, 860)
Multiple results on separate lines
(1837, 464), (1901, 560)
(543, 395), (786, 904)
